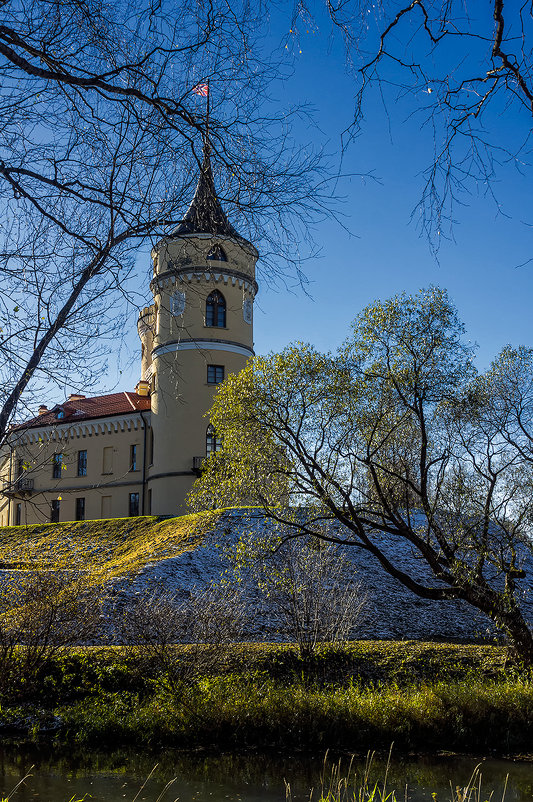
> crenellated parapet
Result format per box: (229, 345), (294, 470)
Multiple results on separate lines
(150, 269), (258, 298)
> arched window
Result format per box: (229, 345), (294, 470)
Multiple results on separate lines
(207, 245), (227, 262)
(206, 425), (222, 456)
(205, 290), (226, 327)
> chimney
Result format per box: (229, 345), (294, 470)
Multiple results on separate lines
(38, 405), (49, 415)
(68, 394), (86, 401)
(135, 380), (150, 397)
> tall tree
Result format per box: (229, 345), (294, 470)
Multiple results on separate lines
(0, 0), (330, 440)
(189, 287), (533, 661)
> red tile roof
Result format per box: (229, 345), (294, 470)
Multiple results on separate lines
(14, 392), (151, 430)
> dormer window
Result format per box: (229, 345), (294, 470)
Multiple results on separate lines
(205, 290), (226, 327)
(55, 408), (65, 420)
(207, 245), (227, 262)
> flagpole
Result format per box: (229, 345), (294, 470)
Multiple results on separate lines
(206, 79), (210, 149)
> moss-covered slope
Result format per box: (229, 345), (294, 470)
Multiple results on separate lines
(0, 512), (220, 586)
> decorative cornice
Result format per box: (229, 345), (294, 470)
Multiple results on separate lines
(31, 478), (145, 494)
(150, 267), (258, 297)
(153, 338), (254, 358)
(12, 410), (151, 446)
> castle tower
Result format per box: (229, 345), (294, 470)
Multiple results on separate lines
(141, 147), (258, 515)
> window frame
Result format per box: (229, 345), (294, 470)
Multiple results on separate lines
(205, 290), (226, 328)
(206, 245), (227, 262)
(75, 497), (85, 521)
(77, 449), (87, 477)
(130, 444), (138, 472)
(52, 453), (63, 479)
(207, 365), (225, 385)
(129, 492), (140, 517)
(206, 424), (223, 456)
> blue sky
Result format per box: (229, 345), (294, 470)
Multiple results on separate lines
(114, 5), (533, 392)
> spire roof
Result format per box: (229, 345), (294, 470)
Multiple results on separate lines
(172, 144), (242, 240)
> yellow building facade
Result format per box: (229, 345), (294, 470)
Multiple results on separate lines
(0, 149), (257, 525)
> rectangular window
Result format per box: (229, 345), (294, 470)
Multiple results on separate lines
(207, 365), (225, 385)
(75, 497), (85, 521)
(50, 499), (60, 523)
(17, 458), (24, 478)
(147, 488), (152, 515)
(52, 453), (63, 479)
(77, 450), (87, 477)
(149, 428), (154, 465)
(102, 446), (113, 474)
(129, 492), (140, 517)
(15, 503), (21, 526)
(130, 444), (137, 472)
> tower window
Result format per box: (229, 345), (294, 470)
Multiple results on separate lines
(207, 245), (227, 262)
(206, 424), (222, 456)
(130, 444), (138, 471)
(15, 503), (21, 526)
(52, 453), (63, 479)
(207, 365), (224, 385)
(206, 290), (226, 327)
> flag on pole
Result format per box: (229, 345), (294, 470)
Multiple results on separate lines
(192, 83), (209, 97)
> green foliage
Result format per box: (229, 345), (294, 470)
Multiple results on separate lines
(189, 287), (533, 662)
(0, 510), (220, 702)
(0, 641), (531, 754)
(59, 671), (533, 753)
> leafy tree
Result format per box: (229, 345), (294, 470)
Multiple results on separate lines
(189, 287), (533, 661)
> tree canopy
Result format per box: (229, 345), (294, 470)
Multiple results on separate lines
(189, 287), (533, 660)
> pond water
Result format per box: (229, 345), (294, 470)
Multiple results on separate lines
(0, 745), (532, 802)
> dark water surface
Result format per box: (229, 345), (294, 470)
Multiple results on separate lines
(0, 745), (532, 802)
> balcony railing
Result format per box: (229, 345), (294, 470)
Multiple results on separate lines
(2, 477), (34, 495)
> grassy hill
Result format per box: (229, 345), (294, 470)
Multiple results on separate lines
(0, 512), (220, 587)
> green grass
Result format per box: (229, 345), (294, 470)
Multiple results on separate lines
(0, 641), (530, 755)
(57, 673), (533, 753)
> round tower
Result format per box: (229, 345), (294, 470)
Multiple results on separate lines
(144, 148), (258, 515)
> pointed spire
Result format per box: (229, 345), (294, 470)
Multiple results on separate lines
(172, 142), (242, 240)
